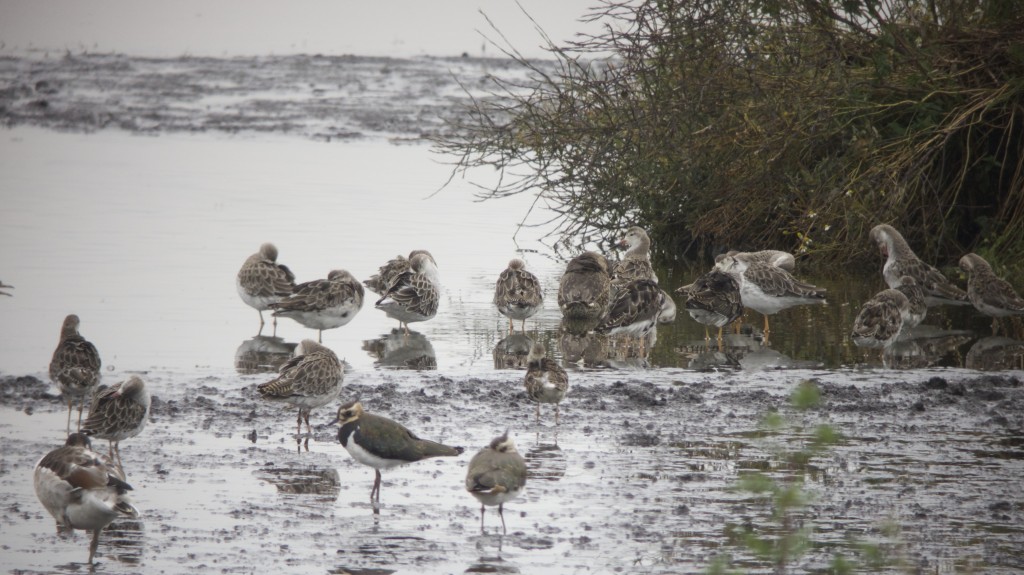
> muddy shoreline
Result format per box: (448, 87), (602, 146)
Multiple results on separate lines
(2, 365), (1022, 574)
(0, 52), (538, 141)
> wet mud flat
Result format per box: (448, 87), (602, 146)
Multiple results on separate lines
(0, 52), (545, 141)
(2, 366), (1023, 574)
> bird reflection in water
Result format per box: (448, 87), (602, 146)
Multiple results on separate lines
(362, 328), (436, 370)
(252, 464), (341, 503)
(884, 325), (974, 369)
(493, 333), (534, 370)
(95, 517), (145, 566)
(965, 336), (1024, 371)
(234, 336), (298, 374)
(557, 317), (608, 368)
(525, 438), (566, 483)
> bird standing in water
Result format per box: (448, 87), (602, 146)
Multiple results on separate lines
(332, 400), (463, 503)
(465, 431), (527, 534)
(49, 314), (102, 434)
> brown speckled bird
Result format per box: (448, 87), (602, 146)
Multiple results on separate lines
(49, 314), (102, 434)
(257, 339), (343, 437)
(595, 278), (665, 355)
(851, 288), (909, 350)
(236, 243), (296, 336)
(678, 269), (744, 343)
(363, 250), (434, 296)
(270, 270), (364, 342)
(869, 225), (968, 307)
(959, 253), (1024, 335)
(716, 256), (827, 336)
(374, 252), (440, 334)
(558, 252), (611, 321)
(524, 343), (569, 423)
(81, 376), (150, 472)
(494, 258), (544, 333)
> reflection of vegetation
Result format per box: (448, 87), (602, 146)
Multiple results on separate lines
(717, 381), (836, 572)
(709, 380), (904, 573)
(436, 0), (1024, 275)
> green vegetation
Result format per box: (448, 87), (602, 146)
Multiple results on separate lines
(434, 0), (1024, 274)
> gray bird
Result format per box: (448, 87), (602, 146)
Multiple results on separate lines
(494, 258), (544, 333)
(333, 400), (463, 502)
(257, 339), (343, 437)
(236, 243), (296, 336)
(959, 253), (1024, 335)
(49, 314), (102, 434)
(81, 376), (150, 473)
(465, 431), (527, 534)
(557, 252), (611, 321)
(524, 343), (569, 423)
(869, 224), (968, 307)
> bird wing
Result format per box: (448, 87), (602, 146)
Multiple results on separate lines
(377, 272), (438, 317)
(82, 384), (147, 438)
(597, 279), (663, 331)
(745, 263), (826, 299)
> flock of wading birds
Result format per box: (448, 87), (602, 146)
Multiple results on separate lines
(19, 222), (1024, 563)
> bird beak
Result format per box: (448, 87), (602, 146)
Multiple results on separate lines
(325, 415), (339, 427)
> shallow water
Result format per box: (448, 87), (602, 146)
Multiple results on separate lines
(0, 127), (1018, 377)
(1, 113), (1023, 573)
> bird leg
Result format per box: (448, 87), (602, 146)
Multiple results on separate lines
(498, 503), (507, 535)
(763, 314), (771, 337)
(521, 319), (527, 333)
(371, 469), (382, 501)
(113, 442), (124, 475)
(318, 329), (323, 344)
(65, 399), (74, 435)
(508, 317), (514, 333)
(76, 402), (85, 432)
(479, 504), (486, 532)
(257, 310), (265, 336)
(296, 410), (303, 437)
(703, 326), (710, 342)
(89, 528), (101, 564)
(303, 410), (313, 437)
(271, 315), (278, 337)
(535, 403), (540, 422)
(555, 404), (560, 425)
